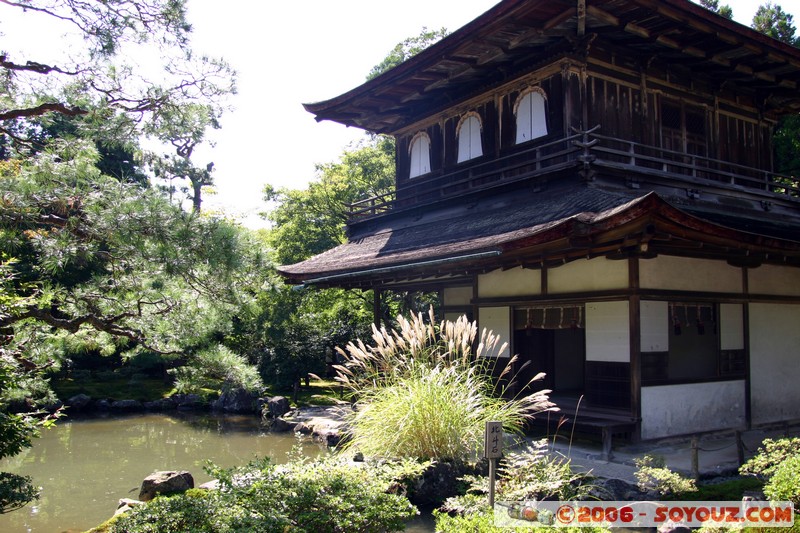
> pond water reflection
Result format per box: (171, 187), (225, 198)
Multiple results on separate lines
(0, 412), (323, 532)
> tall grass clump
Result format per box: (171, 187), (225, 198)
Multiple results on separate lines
(335, 309), (554, 462)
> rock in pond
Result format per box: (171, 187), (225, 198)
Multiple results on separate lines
(115, 498), (143, 516)
(264, 396), (291, 418)
(111, 399), (143, 412)
(172, 393), (207, 410)
(143, 397), (177, 411)
(212, 388), (260, 413)
(66, 394), (92, 411)
(138, 470), (194, 501)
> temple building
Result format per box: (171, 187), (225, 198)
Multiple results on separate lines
(279, 0), (800, 446)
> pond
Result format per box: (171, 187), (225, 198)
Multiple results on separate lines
(0, 412), (436, 532)
(0, 412), (409, 532)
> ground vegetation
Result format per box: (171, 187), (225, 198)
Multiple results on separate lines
(335, 309), (554, 462)
(105, 454), (424, 533)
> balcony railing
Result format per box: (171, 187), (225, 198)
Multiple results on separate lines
(346, 128), (800, 222)
(589, 133), (800, 198)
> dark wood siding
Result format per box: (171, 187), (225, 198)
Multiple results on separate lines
(587, 75), (643, 142)
(442, 101), (497, 169)
(500, 74), (563, 153)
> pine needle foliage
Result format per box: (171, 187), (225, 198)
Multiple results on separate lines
(334, 309), (554, 462)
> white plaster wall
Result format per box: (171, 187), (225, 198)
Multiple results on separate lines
(639, 256), (742, 293)
(749, 265), (800, 296)
(641, 300), (668, 352)
(478, 306), (511, 358)
(548, 257), (628, 293)
(444, 312), (469, 323)
(750, 303), (800, 425)
(585, 301), (630, 362)
(641, 381), (746, 439)
(443, 286), (473, 306)
(478, 267), (540, 298)
(720, 303), (744, 351)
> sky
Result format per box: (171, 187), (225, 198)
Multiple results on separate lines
(185, 0), (501, 226)
(2, 1), (798, 227)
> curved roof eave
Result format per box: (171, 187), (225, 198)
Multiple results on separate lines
(277, 192), (800, 286)
(303, 0), (800, 133)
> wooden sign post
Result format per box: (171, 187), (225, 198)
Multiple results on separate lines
(484, 421), (503, 507)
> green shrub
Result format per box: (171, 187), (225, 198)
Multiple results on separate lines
(113, 454), (421, 533)
(110, 488), (288, 533)
(498, 440), (595, 501)
(669, 476), (763, 501)
(741, 437), (800, 480)
(70, 369), (91, 381)
(434, 507), (610, 532)
(434, 508), (506, 532)
(764, 454), (800, 505)
(634, 454), (696, 497)
(169, 345), (263, 396)
(3, 375), (59, 410)
(95, 370), (118, 381)
(111, 490), (222, 533)
(439, 440), (595, 531)
(336, 309), (553, 462)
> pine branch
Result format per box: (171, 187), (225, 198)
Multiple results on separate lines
(0, 102), (88, 121)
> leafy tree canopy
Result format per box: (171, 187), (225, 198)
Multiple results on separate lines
(0, 0), (235, 149)
(366, 27), (449, 81)
(752, 2), (799, 46)
(0, 1), (244, 512)
(262, 135), (395, 266)
(697, 0), (733, 20)
(0, 140), (267, 362)
(748, 2), (800, 177)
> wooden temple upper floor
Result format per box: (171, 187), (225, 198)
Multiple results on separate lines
(346, 126), (800, 226)
(340, 44), (800, 229)
(299, 0), (800, 233)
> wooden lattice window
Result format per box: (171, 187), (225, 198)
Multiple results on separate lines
(660, 99), (707, 157)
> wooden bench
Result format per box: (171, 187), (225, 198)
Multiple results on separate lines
(574, 418), (638, 461)
(535, 409), (638, 461)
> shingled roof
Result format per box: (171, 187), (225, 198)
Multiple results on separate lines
(304, 0), (800, 134)
(277, 186), (800, 287)
(283, 0), (800, 288)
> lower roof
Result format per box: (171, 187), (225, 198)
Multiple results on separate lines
(277, 184), (800, 288)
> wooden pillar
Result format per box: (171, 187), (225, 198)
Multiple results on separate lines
(628, 256), (642, 441)
(373, 289), (382, 330)
(743, 267), (752, 429)
(471, 276), (479, 325)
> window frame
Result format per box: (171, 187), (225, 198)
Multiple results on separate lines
(513, 87), (549, 145)
(641, 302), (746, 387)
(456, 112), (484, 163)
(408, 131), (432, 178)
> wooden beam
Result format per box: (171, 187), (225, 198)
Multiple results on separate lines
(586, 5), (620, 27)
(543, 7), (575, 31)
(655, 35), (682, 51)
(624, 22), (650, 40)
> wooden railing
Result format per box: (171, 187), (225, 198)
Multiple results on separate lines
(588, 133), (800, 199)
(346, 129), (799, 222)
(347, 132), (584, 220)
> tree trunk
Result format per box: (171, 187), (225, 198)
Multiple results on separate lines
(191, 179), (202, 213)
